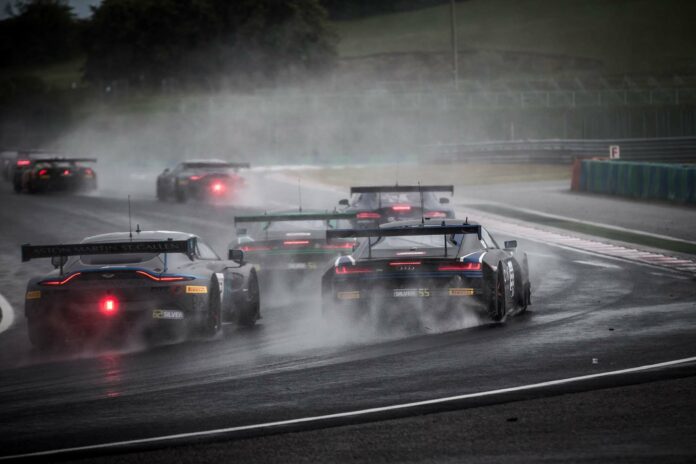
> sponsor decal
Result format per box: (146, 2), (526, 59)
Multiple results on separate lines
(26, 290), (41, 300)
(337, 291), (360, 300)
(288, 262), (308, 270)
(393, 288), (431, 298)
(185, 285), (208, 294)
(448, 287), (475, 296)
(152, 309), (184, 320)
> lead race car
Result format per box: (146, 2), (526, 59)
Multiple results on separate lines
(337, 185), (455, 228)
(21, 231), (260, 349)
(232, 211), (356, 284)
(156, 159), (250, 203)
(322, 219), (531, 323)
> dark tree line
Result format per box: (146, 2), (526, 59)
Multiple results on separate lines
(1, 0), (336, 89)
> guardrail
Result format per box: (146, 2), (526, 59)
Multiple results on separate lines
(432, 137), (696, 164)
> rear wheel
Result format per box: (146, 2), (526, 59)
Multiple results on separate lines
(487, 267), (507, 322)
(200, 277), (222, 337)
(237, 272), (260, 327)
(175, 183), (187, 203)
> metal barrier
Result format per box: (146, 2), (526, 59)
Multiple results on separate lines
(433, 137), (696, 164)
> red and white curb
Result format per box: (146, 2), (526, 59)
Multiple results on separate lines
(463, 210), (696, 276)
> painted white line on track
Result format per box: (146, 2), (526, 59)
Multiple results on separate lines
(3, 356), (696, 461)
(572, 260), (621, 269)
(0, 292), (15, 335)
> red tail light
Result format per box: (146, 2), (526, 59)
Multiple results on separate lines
(389, 261), (422, 266)
(16, 160), (31, 166)
(39, 272), (82, 286)
(283, 240), (310, 246)
(335, 265), (373, 274)
(61, 169), (71, 176)
(100, 296), (119, 316)
(322, 242), (354, 249)
(240, 245), (272, 252)
(438, 262), (482, 271)
(357, 212), (381, 219)
(135, 270), (191, 282)
(211, 182), (225, 193)
(391, 204), (412, 212)
(38, 169), (48, 176)
(189, 175), (201, 180)
(424, 211), (447, 218)
(84, 168), (94, 175)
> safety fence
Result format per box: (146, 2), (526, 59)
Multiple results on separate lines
(571, 160), (696, 205)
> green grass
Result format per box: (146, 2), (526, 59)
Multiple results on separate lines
(0, 57), (85, 90)
(335, 0), (696, 75)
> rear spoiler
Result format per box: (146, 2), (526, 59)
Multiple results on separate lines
(227, 162), (250, 169)
(32, 158), (97, 163)
(350, 185), (454, 194)
(326, 224), (481, 240)
(21, 238), (196, 262)
(235, 212), (355, 224)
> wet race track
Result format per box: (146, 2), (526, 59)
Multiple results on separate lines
(1, 174), (695, 463)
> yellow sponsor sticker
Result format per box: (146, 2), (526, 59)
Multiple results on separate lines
(337, 291), (360, 300)
(26, 290), (41, 300)
(185, 285), (208, 294)
(448, 287), (475, 296)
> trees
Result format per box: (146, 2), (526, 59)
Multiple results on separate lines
(84, 0), (336, 88)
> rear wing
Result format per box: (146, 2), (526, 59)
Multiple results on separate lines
(228, 162), (250, 170)
(326, 224), (481, 240)
(350, 185), (454, 195)
(21, 238), (196, 262)
(235, 212), (355, 224)
(32, 157), (97, 163)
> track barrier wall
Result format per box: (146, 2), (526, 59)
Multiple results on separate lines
(572, 160), (696, 205)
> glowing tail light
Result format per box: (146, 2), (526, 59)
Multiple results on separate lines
(39, 272), (81, 286)
(335, 265), (373, 274)
(322, 242), (354, 249)
(391, 204), (412, 212)
(189, 175), (201, 180)
(100, 296), (119, 316)
(388, 261), (422, 266)
(38, 169), (48, 176)
(425, 211), (447, 218)
(357, 212), (381, 219)
(240, 245), (272, 252)
(211, 182), (225, 193)
(283, 240), (310, 246)
(135, 270), (192, 282)
(16, 160), (31, 166)
(84, 168), (94, 176)
(438, 262), (482, 271)
(61, 169), (71, 176)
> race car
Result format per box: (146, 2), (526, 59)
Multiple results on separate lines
(16, 157), (97, 194)
(233, 211), (356, 284)
(337, 185), (455, 228)
(321, 219), (531, 323)
(156, 159), (250, 203)
(7, 150), (61, 190)
(21, 230), (260, 349)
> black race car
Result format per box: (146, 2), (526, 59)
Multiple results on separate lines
(337, 185), (454, 228)
(233, 211), (356, 283)
(16, 157), (97, 194)
(321, 219), (531, 323)
(156, 159), (250, 203)
(7, 150), (61, 190)
(21, 231), (260, 349)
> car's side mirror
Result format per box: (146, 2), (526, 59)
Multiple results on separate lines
(228, 249), (245, 263)
(504, 240), (517, 250)
(338, 199), (349, 206)
(51, 256), (68, 269)
(439, 197), (450, 204)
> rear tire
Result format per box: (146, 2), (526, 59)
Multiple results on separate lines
(201, 278), (222, 337)
(487, 267), (507, 322)
(237, 272), (260, 327)
(175, 184), (187, 203)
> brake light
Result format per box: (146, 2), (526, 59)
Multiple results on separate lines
(335, 265), (373, 274)
(211, 182), (225, 193)
(135, 270), (191, 282)
(425, 211), (447, 218)
(240, 245), (272, 252)
(391, 204), (412, 212)
(99, 296), (119, 316)
(357, 212), (381, 219)
(389, 261), (422, 266)
(38, 169), (48, 176)
(283, 240), (310, 246)
(16, 160), (31, 166)
(61, 169), (70, 176)
(39, 272), (82, 286)
(84, 168), (94, 176)
(189, 175), (201, 181)
(438, 262), (482, 271)
(322, 242), (354, 249)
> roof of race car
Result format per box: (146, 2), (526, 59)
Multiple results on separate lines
(181, 159), (230, 165)
(81, 230), (196, 243)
